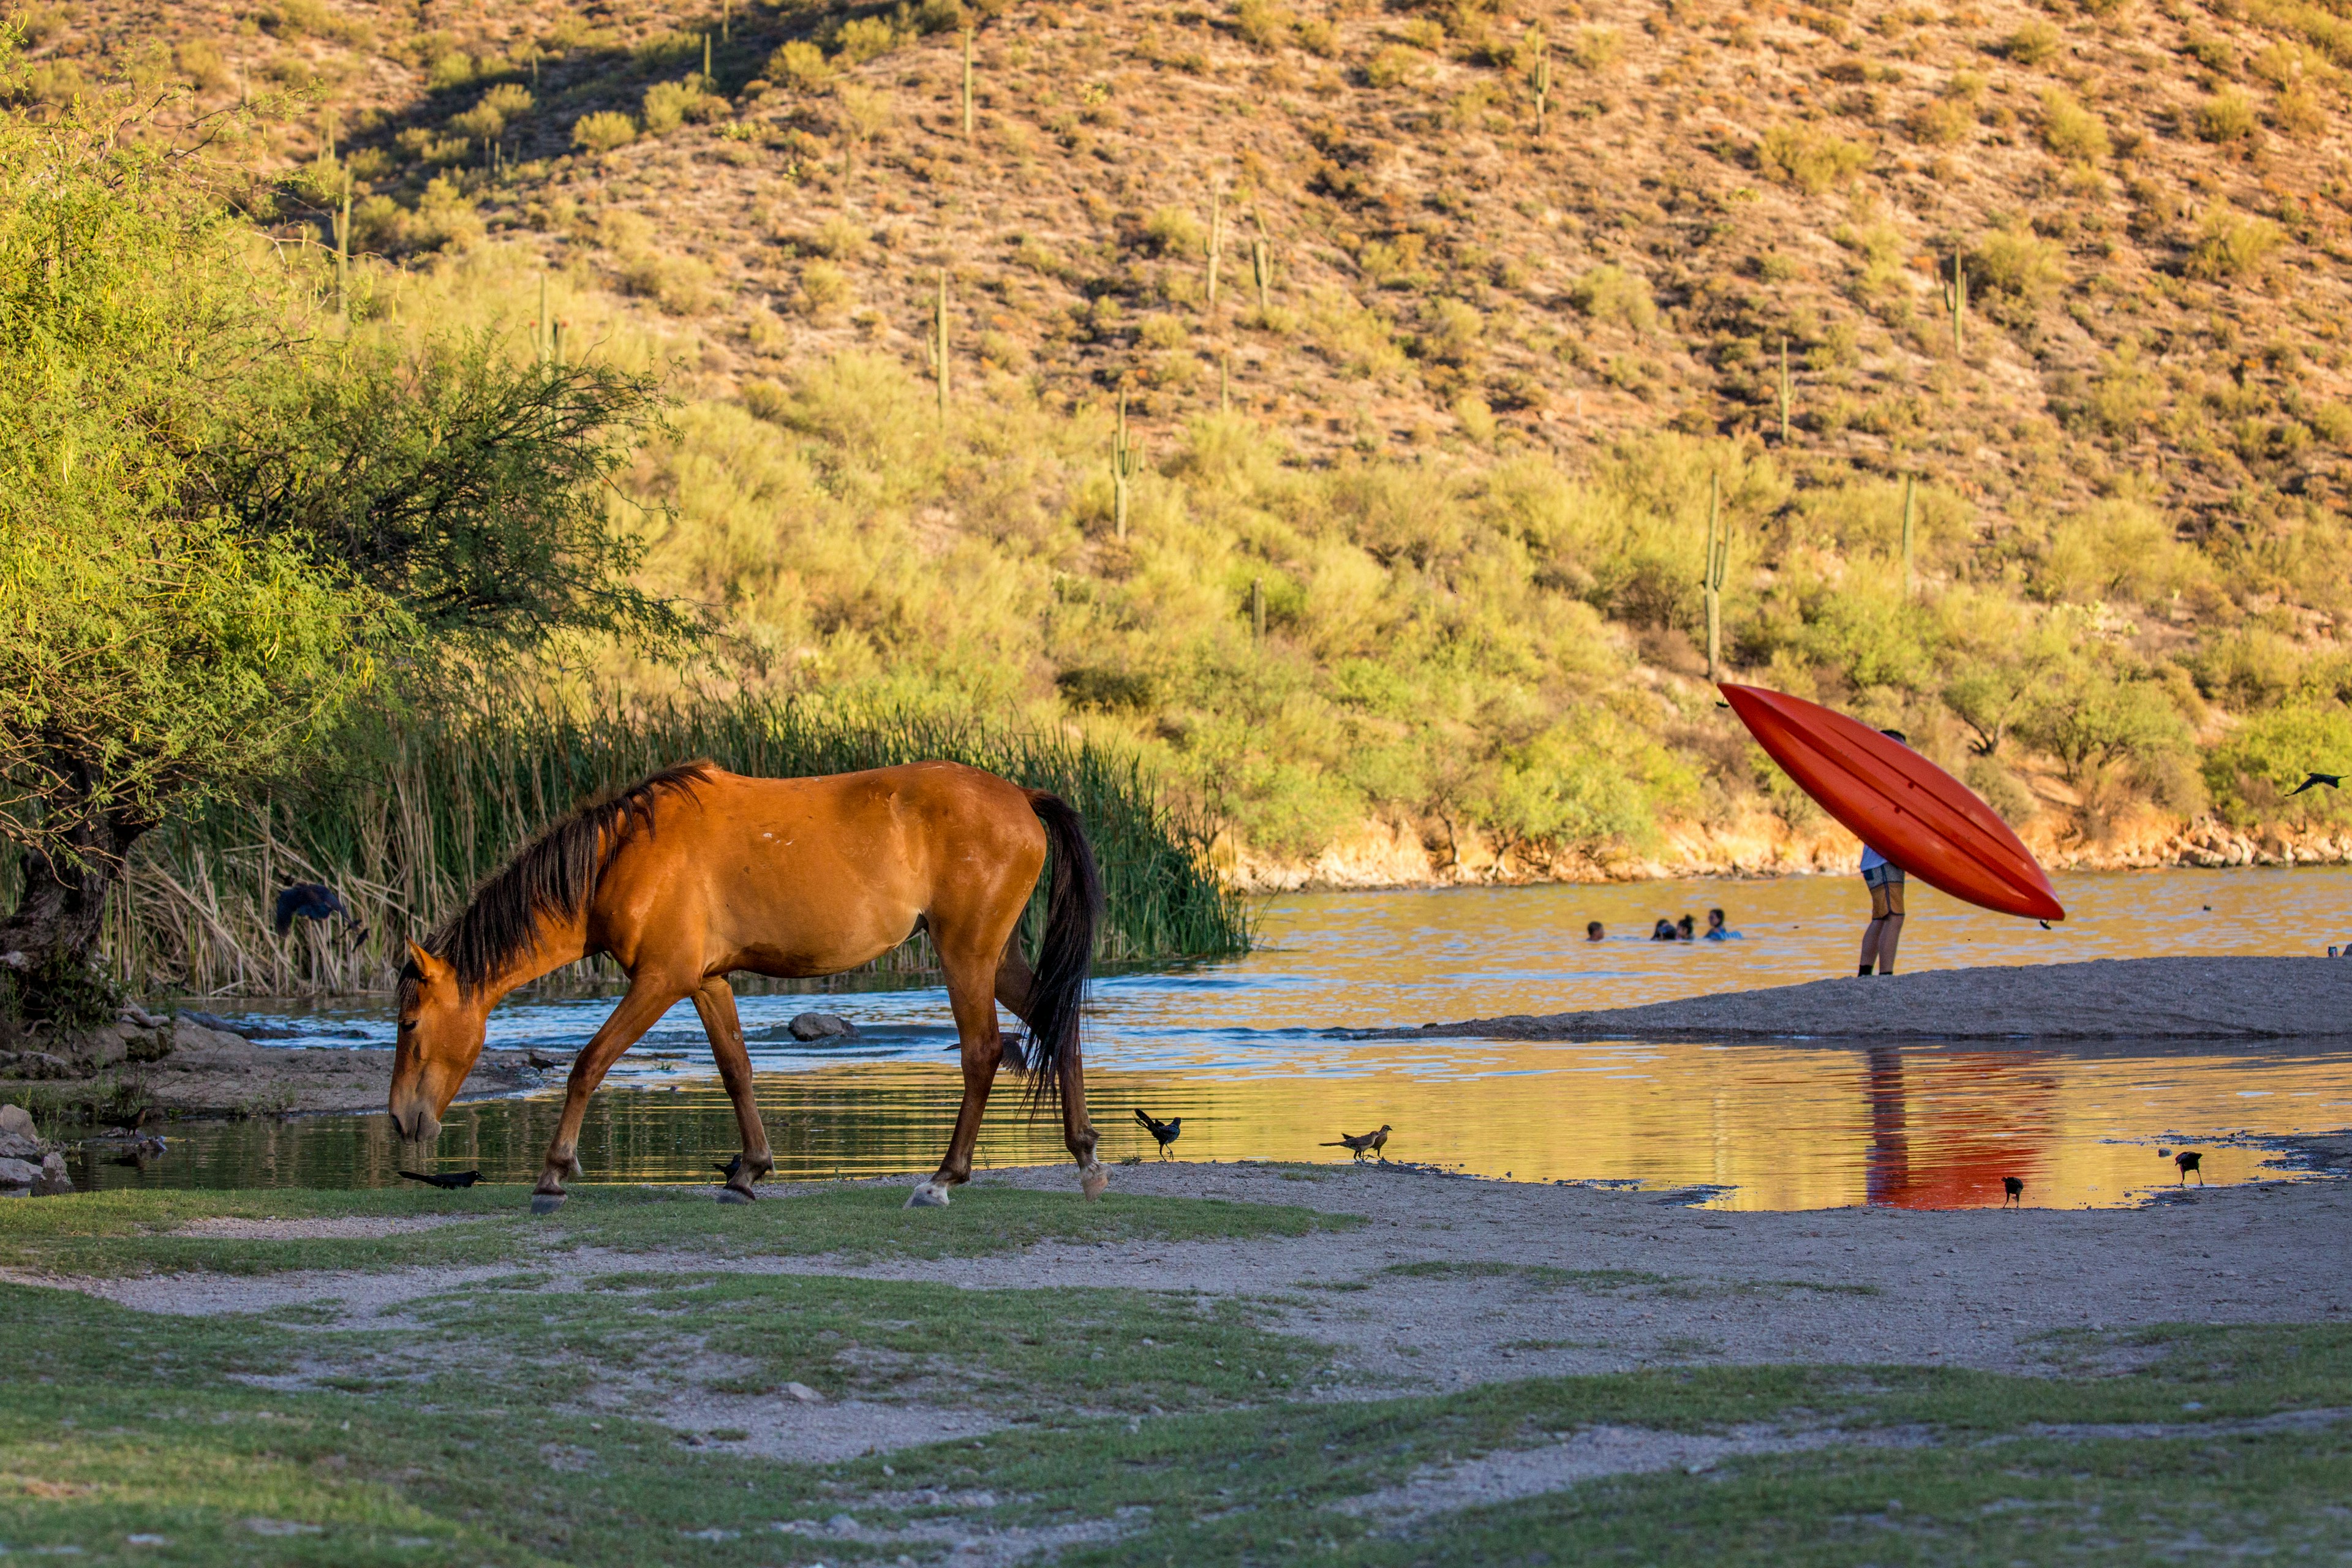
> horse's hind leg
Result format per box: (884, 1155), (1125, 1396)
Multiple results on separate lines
(535, 976), (687, 1214)
(994, 938), (1104, 1200)
(692, 976), (772, 1203)
(909, 943), (1009, 1208)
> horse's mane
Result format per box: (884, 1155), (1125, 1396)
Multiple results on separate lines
(401, 760), (715, 1001)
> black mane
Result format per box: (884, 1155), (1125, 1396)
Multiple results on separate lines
(401, 761), (714, 1001)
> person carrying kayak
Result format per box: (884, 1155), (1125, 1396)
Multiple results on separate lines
(1857, 728), (1909, 976)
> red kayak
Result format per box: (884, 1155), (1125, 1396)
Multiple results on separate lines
(1722, 684), (2065, 922)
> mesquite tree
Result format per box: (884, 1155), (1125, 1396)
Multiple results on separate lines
(0, 111), (679, 1018)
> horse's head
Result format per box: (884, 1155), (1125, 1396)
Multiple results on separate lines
(388, 940), (487, 1148)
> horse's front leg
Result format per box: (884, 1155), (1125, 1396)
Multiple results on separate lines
(909, 948), (1006, 1208)
(535, 978), (688, 1215)
(692, 976), (773, 1204)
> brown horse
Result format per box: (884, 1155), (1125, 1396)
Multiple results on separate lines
(386, 760), (1106, 1212)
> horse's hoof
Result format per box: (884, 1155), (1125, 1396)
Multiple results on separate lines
(530, 1193), (566, 1216)
(905, 1181), (951, 1209)
(1080, 1167), (1109, 1201)
(717, 1186), (756, 1205)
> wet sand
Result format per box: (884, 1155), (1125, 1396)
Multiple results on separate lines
(1397, 956), (2352, 1041)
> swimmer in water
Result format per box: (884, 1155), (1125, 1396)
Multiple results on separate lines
(1586, 920), (1605, 941)
(1650, 918), (1678, 941)
(1858, 729), (1910, 975)
(1676, 914), (1697, 941)
(1703, 907), (1740, 940)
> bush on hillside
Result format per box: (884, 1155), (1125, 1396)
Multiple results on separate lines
(572, 111), (637, 153)
(765, 40), (833, 91)
(1756, 125), (1871, 194)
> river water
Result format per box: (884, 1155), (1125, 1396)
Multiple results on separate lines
(86, 866), (2352, 1210)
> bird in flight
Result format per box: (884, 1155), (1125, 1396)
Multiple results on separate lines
(1322, 1125), (1393, 1162)
(1134, 1108), (1181, 1158)
(2288, 772), (2344, 796)
(2002, 1175), (2023, 1207)
(274, 881), (368, 943)
(398, 1169), (481, 1189)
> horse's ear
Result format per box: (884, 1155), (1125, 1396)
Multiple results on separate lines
(404, 940), (450, 986)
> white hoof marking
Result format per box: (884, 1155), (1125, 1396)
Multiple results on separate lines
(905, 1180), (952, 1209)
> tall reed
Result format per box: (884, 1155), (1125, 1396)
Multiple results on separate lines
(94, 699), (1252, 998)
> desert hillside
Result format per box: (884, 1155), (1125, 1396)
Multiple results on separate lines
(15, 0), (2352, 881)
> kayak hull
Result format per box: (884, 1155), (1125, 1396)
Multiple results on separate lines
(1722, 684), (2065, 922)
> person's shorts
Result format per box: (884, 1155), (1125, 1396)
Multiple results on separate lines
(1862, 862), (1905, 918)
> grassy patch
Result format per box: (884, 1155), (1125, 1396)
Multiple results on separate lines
(4, 1272), (2352, 1566)
(0, 1181), (1355, 1276)
(401, 1268), (1331, 1414)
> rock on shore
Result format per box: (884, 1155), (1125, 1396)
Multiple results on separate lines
(1398, 957), (2352, 1042)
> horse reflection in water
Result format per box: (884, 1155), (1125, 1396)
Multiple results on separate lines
(1862, 1045), (2062, 1208)
(386, 760), (1104, 1211)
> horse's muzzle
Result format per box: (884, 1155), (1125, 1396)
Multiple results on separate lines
(388, 1101), (443, 1147)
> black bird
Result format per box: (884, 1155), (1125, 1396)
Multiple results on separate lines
(397, 1169), (481, 1189)
(2173, 1149), (2204, 1185)
(2002, 1175), (2024, 1207)
(2289, 773), (2345, 797)
(1135, 1108), (1181, 1158)
(1322, 1125), (1393, 1163)
(274, 882), (366, 942)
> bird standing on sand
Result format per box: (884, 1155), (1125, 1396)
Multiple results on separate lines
(2002, 1176), (2023, 1207)
(2289, 772), (2345, 796)
(1134, 1108), (1181, 1158)
(1322, 1125), (1393, 1163)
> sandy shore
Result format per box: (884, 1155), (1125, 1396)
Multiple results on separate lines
(1395, 956), (2352, 1041)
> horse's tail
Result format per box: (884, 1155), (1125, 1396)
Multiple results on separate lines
(1022, 790), (1102, 1114)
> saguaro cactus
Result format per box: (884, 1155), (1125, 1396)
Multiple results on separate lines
(1251, 576), (1265, 643)
(1530, 30), (1551, 137)
(1250, 213), (1272, 314)
(933, 268), (951, 418)
(962, 28), (976, 140)
(1901, 472), (1917, 596)
(1777, 336), (1792, 444)
(1702, 470), (1729, 682)
(1112, 392), (1140, 541)
(1940, 251), (1966, 353)
(1206, 186), (1224, 314)
(334, 178), (353, 320)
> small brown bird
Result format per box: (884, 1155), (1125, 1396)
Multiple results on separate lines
(2002, 1176), (2023, 1207)
(1134, 1109), (1181, 1158)
(1322, 1125), (1393, 1163)
(2174, 1149), (2204, 1185)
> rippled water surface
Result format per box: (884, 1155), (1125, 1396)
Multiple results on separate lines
(89, 866), (2352, 1209)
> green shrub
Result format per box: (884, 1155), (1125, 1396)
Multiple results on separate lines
(1756, 125), (1871, 194)
(571, 111), (638, 153)
(1365, 44), (1422, 88)
(2186, 205), (2282, 279)
(2007, 20), (2062, 66)
(2196, 87), (2260, 142)
(835, 15), (906, 64)
(2016, 664), (2193, 786)
(1970, 223), (2067, 304)
(2039, 89), (2111, 160)
(1907, 97), (1972, 145)
(2205, 701), (2352, 825)
(644, 80), (725, 134)
(2034, 500), (2207, 606)
(1235, 0), (1296, 50)
(1570, 26), (1623, 70)
(766, 40), (834, 91)
(1567, 265), (1657, 334)
(1141, 205), (1205, 257)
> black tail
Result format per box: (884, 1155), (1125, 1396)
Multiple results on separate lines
(1022, 790), (1102, 1114)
